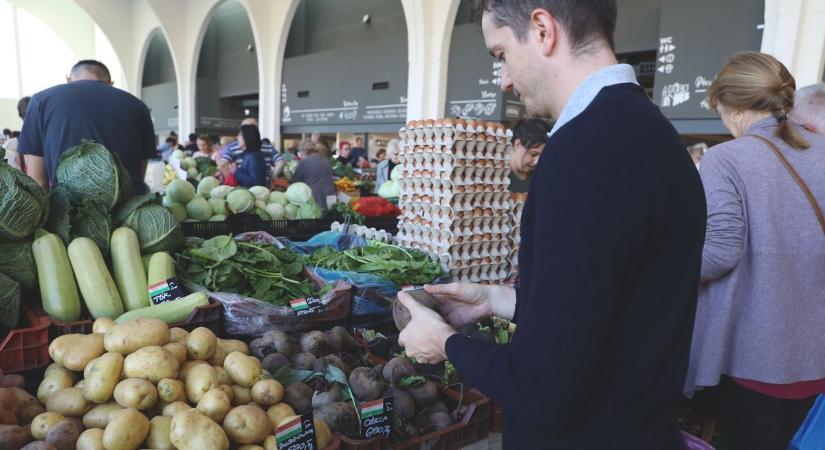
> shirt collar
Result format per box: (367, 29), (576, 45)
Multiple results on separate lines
(548, 64), (638, 137)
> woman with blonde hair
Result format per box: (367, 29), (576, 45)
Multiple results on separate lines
(375, 138), (400, 191)
(686, 52), (825, 450)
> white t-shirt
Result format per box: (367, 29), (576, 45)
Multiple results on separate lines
(3, 137), (20, 170)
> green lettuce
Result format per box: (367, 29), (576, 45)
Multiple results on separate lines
(0, 147), (49, 241)
(56, 140), (129, 212)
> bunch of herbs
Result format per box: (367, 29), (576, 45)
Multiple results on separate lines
(307, 243), (443, 287)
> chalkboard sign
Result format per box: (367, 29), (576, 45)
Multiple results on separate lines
(652, 0), (764, 121)
(360, 397), (394, 440)
(290, 297), (325, 318)
(148, 278), (185, 305)
(276, 414), (317, 450)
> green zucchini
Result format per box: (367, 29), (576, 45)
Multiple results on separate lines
(142, 255), (152, 278)
(147, 252), (176, 286)
(32, 231), (81, 321)
(115, 292), (208, 324)
(111, 227), (151, 311)
(68, 237), (124, 319)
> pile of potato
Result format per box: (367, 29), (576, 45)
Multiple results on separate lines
(6, 317), (333, 450)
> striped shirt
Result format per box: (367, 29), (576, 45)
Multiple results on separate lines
(221, 141), (284, 167)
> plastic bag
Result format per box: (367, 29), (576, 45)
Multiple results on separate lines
(790, 395), (825, 450)
(281, 231), (368, 255)
(181, 232), (352, 336)
(312, 267), (398, 328)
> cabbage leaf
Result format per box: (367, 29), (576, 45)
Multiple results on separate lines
(0, 272), (20, 329)
(71, 200), (112, 255)
(0, 241), (36, 290)
(123, 203), (184, 254)
(56, 140), (127, 211)
(0, 148), (49, 241)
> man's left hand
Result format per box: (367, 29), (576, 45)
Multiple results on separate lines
(397, 291), (458, 364)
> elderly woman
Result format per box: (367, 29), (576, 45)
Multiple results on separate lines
(292, 141), (336, 209)
(686, 52), (825, 450)
(375, 139), (400, 190)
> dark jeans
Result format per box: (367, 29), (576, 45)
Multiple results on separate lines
(719, 377), (816, 450)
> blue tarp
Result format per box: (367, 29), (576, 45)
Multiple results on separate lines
(790, 395), (825, 450)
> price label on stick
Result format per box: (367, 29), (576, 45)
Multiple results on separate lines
(148, 278), (185, 305)
(290, 297), (325, 318)
(360, 397), (394, 440)
(276, 414), (317, 450)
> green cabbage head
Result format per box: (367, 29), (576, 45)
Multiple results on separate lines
(167, 203), (188, 221)
(115, 195), (184, 254)
(167, 179), (196, 204)
(284, 204), (298, 220)
(197, 176), (221, 199)
(378, 180), (400, 199)
(286, 182), (313, 205)
(249, 186), (270, 203)
(0, 148), (49, 241)
(297, 202), (323, 220)
(209, 199), (228, 216)
(56, 140), (130, 211)
(265, 203), (285, 220)
(268, 191), (288, 206)
(210, 185), (234, 200)
(227, 189), (255, 214)
(186, 197), (213, 221)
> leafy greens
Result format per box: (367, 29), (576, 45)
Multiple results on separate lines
(0, 147), (49, 241)
(307, 243), (443, 287)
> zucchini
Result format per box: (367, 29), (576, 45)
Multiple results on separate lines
(141, 255), (152, 278)
(32, 231), (81, 321)
(147, 252), (176, 286)
(115, 292), (208, 324)
(68, 237), (124, 319)
(111, 227), (151, 311)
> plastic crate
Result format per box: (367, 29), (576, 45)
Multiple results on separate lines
(0, 305), (51, 373)
(490, 402), (503, 433)
(169, 297), (224, 335)
(49, 314), (93, 338)
(393, 388), (492, 450)
(339, 434), (384, 450)
(181, 217), (334, 240)
(324, 434), (342, 450)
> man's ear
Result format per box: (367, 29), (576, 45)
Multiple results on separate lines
(530, 9), (559, 57)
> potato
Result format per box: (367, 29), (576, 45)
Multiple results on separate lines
(178, 360), (208, 381)
(76, 428), (105, 450)
(104, 318), (170, 355)
(197, 388), (231, 422)
(146, 415), (174, 450)
(218, 339), (249, 355)
(162, 401), (192, 417)
(45, 418), (80, 450)
(113, 379), (157, 410)
(2, 374), (25, 389)
(185, 364), (217, 404)
(43, 364), (76, 382)
(186, 327), (218, 361)
(48, 334), (105, 372)
(231, 385), (252, 406)
(82, 401), (122, 429)
(74, 380), (85, 389)
(251, 380), (284, 407)
(82, 352), (124, 404)
(164, 342), (188, 365)
(37, 373), (75, 404)
(239, 446), (264, 450)
(274, 416), (331, 449)
(123, 346), (180, 382)
(208, 347), (228, 366)
(20, 442), (57, 450)
(11, 388), (45, 425)
(214, 366), (231, 385)
(224, 352), (262, 388)
(0, 424), (32, 449)
(45, 388), (87, 416)
(171, 409), (229, 450)
(92, 318), (115, 334)
(103, 408), (149, 450)
(32, 412), (64, 440)
(169, 327), (189, 343)
(157, 378), (186, 403)
(266, 403), (295, 428)
(223, 405), (271, 445)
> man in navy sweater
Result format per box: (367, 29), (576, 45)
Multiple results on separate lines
(397, 1), (707, 449)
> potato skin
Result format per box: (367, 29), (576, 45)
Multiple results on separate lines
(224, 352), (262, 388)
(251, 380), (284, 406)
(123, 346), (180, 382)
(218, 339), (249, 355)
(157, 378), (186, 403)
(266, 403), (295, 429)
(37, 372), (75, 405)
(146, 415), (175, 450)
(82, 402), (122, 429)
(48, 334), (105, 372)
(169, 327), (189, 343)
(0, 424), (32, 449)
(82, 352), (123, 404)
(44, 418), (80, 450)
(103, 408), (150, 450)
(45, 388), (87, 417)
(113, 379), (157, 410)
(164, 342), (188, 365)
(162, 401), (192, 417)
(31, 412), (65, 440)
(92, 318), (115, 334)
(75, 428), (105, 450)
(178, 360), (209, 381)
(197, 388), (231, 423)
(171, 409), (230, 450)
(230, 385), (252, 406)
(104, 318), (170, 355)
(186, 327), (217, 361)
(222, 405), (272, 445)
(185, 364), (218, 404)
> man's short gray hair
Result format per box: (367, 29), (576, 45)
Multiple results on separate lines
(791, 83), (825, 134)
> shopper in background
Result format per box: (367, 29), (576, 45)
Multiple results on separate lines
(508, 118), (550, 194)
(221, 117), (285, 182)
(182, 133), (198, 154)
(292, 142), (336, 209)
(232, 124), (266, 188)
(790, 83), (825, 134)
(18, 59), (156, 194)
(3, 97), (29, 171)
(685, 54), (825, 450)
(372, 148), (386, 164)
(375, 139), (400, 190)
(158, 136), (178, 161)
(336, 141), (353, 166)
(397, 1), (706, 449)
(351, 136), (368, 165)
(192, 134), (216, 161)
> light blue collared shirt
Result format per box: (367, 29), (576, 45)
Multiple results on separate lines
(548, 64), (639, 137)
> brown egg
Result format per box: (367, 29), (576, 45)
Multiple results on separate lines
(425, 119), (435, 127)
(407, 120), (416, 128)
(443, 118), (455, 127)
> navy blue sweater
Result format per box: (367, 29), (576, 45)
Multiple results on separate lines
(446, 84), (706, 449)
(234, 149), (267, 188)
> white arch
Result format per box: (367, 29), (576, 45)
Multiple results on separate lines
(762, 0), (825, 87)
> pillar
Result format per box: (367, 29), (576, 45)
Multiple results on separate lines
(762, 0), (825, 87)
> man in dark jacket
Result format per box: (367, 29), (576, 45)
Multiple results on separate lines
(398, 1), (707, 449)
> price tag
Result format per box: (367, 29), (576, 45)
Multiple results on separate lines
(360, 397), (393, 440)
(276, 414), (317, 450)
(168, 156), (188, 180)
(290, 297), (326, 318)
(401, 285), (425, 291)
(148, 278), (186, 305)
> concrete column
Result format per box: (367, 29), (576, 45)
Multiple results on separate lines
(239, 0), (301, 146)
(402, 0), (461, 121)
(762, 0), (825, 87)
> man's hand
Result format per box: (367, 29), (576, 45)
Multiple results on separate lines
(397, 292), (457, 364)
(423, 283), (495, 328)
